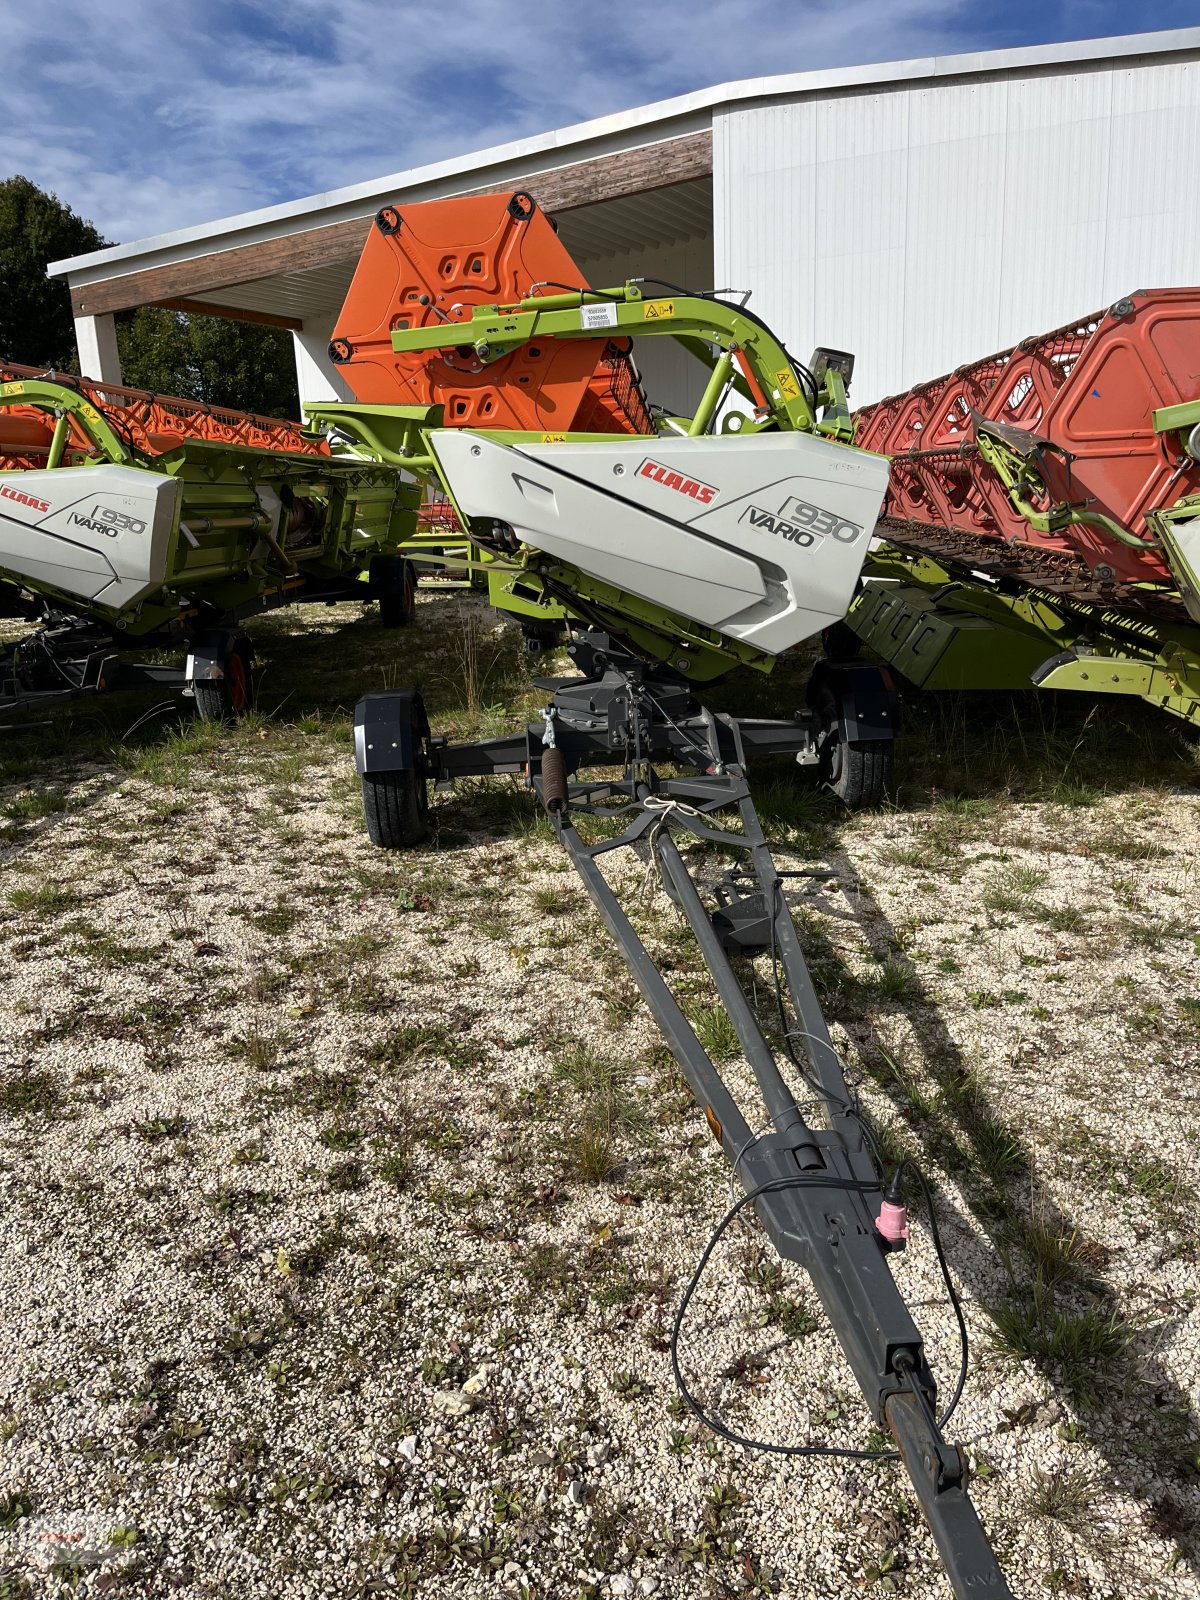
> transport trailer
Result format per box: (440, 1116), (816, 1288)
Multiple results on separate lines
(351, 632), (1006, 1600)
(331, 191), (1010, 1593)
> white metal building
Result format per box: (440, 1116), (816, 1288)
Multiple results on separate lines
(51, 27), (1200, 411)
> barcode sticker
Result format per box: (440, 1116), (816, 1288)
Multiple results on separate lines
(580, 302), (619, 330)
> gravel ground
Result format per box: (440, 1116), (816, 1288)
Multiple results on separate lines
(0, 595), (1197, 1599)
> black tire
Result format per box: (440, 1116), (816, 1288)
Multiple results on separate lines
(822, 732), (893, 809)
(361, 769), (429, 848)
(193, 635), (253, 723)
(373, 555), (415, 628)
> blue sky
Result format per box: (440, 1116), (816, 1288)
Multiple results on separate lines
(5, 0), (1196, 247)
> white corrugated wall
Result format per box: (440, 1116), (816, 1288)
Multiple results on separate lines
(713, 56), (1200, 405)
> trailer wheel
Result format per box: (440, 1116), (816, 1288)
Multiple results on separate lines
(193, 633), (254, 723)
(821, 730), (892, 809)
(362, 768), (429, 848)
(372, 555), (416, 629)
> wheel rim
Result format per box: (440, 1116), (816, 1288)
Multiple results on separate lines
(227, 650), (249, 711)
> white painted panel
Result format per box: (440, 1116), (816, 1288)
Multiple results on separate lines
(997, 70), (1113, 335)
(900, 79), (1009, 382)
(1104, 61), (1200, 294)
(74, 314), (122, 384)
(715, 56), (1200, 405)
(294, 310), (354, 405)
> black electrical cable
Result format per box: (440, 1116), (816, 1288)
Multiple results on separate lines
(672, 1163), (972, 1460)
(764, 880), (969, 1423)
(763, 878), (969, 1422)
(671, 1174), (900, 1461)
(910, 1161), (970, 1428)
(629, 276), (819, 408)
(671, 877), (973, 1450)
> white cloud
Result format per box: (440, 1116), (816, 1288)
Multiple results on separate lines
(1, 0), (1140, 243)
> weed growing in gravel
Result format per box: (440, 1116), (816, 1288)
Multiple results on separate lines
(0, 1069), (60, 1118)
(685, 1001), (740, 1062)
(1027, 1464), (1103, 1528)
(229, 1024), (292, 1073)
(531, 883), (576, 915)
(0, 1488), (32, 1528)
(239, 899), (300, 937)
(569, 1108), (620, 1183)
(869, 955), (922, 1003)
(8, 881), (82, 916)
(982, 863), (1049, 916)
(2, 786), (67, 822)
(987, 1288), (1130, 1407)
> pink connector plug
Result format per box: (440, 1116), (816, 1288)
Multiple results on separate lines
(876, 1200), (910, 1246)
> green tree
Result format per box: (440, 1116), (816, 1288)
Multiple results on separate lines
(0, 174), (107, 367)
(117, 307), (299, 418)
(1, 174), (300, 418)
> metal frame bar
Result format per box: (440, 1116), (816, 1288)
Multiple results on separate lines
(546, 746), (1010, 1598)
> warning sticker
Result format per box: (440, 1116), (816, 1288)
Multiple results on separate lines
(774, 368), (800, 403)
(580, 302), (619, 331)
(643, 299), (675, 321)
(540, 433), (567, 443)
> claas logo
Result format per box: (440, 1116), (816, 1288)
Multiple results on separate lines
(0, 484), (50, 514)
(637, 458), (717, 505)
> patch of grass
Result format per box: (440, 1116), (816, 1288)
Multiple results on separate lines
(568, 1111), (620, 1182)
(8, 881), (83, 916)
(2, 787), (68, 822)
(0, 1069), (60, 1118)
(870, 956), (921, 1004)
(327, 1159), (366, 1192)
(684, 1002), (740, 1062)
(531, 884), (575, 915)
(987, 1290), (1130, 1407)
(68, 925), (159, 968)
(982, 862), (1048, 915)
(375, 1150), (414, 1189)
(1122, 914), (1193, 951)
(239, 900), (300, 937)
(1036, 905), (1088, 934)
(228, 1025), (291, 1073)
(1026, 1465), (1101, 1528)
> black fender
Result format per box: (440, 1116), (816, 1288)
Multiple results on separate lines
(806, 659), (898, 743)
(354, 689), (429, 775)
(188, 628), (253, 685)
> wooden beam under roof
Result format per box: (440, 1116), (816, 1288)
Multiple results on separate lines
(72, 132), (713, 319)
(150, 298), (305, 331)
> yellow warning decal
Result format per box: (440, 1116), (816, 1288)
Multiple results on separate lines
(540, 432), (568, 443)
(643, 299), (675, 321)
(0, 382), (23, 396)
(774, 367), (800, 402)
